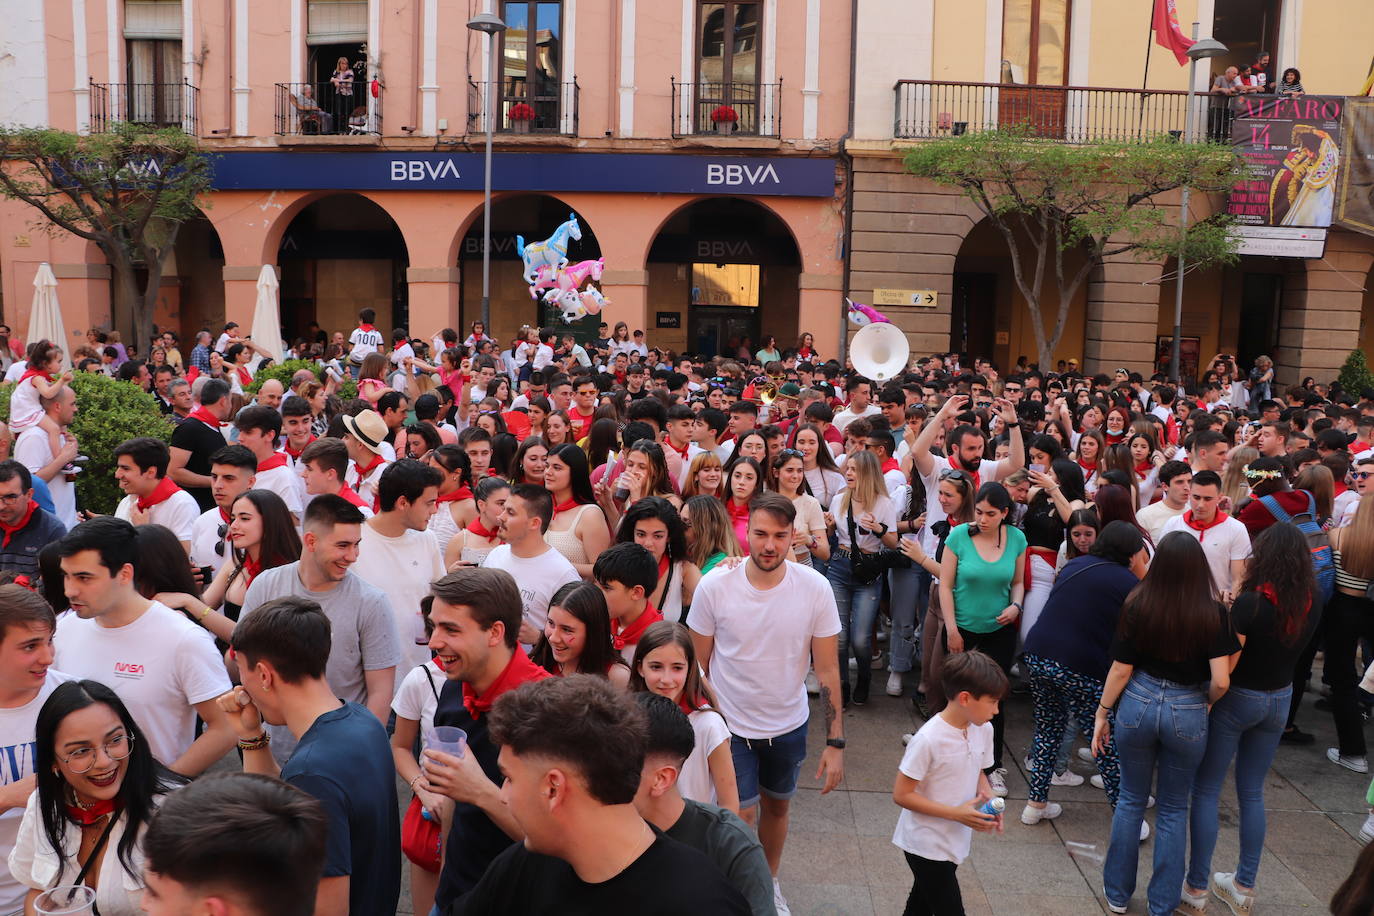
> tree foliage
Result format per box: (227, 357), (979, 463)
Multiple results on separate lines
(1338, 349), (1374, 398)
(247, 359), (358, 402)
(904, 129), (1249, 368)
(0, 122), (212, 354)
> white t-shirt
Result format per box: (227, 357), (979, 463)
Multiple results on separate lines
(348, 326), (384, 361)
(678, 707), (731, 807)
(54, 602), (230, 766)
(2, 362), (26, 384)
(481, 544), (581, 634)
(188, 508), (230, 573)
(391, 659), (445, 752)
(1334, 488), (1360, 528)
(687, 561), (841, 739)
(892, 714), (994, 865)
(830, 491), (897, 552)
(251, 464), (303, 520)
(13, 426), (76, 530)
(113, 488), (201, 543)
(353, 524), (447, 671)
(1136, 500), (1185, 545)
(920, 455), (999, 555)
(1159, 513), (1252, 593)
(0, 671), (73, 912)
(831, 403), (881, 434)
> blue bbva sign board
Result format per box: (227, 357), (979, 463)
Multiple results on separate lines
(208, 152), (836, 197)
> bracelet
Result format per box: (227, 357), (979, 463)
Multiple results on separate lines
(237, 732), (271, 752)
(1098, 703), (1113, 712)
(198, 604), (212, 621)
(410, 774), (424, 790)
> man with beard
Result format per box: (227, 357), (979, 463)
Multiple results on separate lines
(479, 484), (579, 646)
(687, 491), (844, 916)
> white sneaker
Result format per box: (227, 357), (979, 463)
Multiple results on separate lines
(901, 733), (914, 746)
(1089, 774), (1155, 807)
(805, 671), (820, 696)
(1020, 802), (1062, 825)
(987, 768), (1008, 796)
(1179, 882), (1208, 913)
(1103, 887), (1128, 914)
(1327, 747), (1370, 774)
(1360, 811), (1374, 845)
(772, 878), (792, 916)
(886, 671), (904, 697)
(1140, 820), (1151, 842)
(1078, 747), (1096, 764)
(1209, 872), (1255, 916)
(1051, 769), (1084, 787)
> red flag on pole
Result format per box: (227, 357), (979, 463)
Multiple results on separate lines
(1152, 0), (1195, 66)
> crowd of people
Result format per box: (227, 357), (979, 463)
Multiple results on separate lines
(0, 310), (1369, 915)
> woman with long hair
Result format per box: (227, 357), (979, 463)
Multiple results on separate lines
(357, 351), (390, 404)
(1021, 459), (1088, 639)
(298, 379), (332, 437)
(1093, 484), (1153, 553)
(531, 581), (629, 686)
(543, 410), (573, 448)
(1062, 507), (1101, 564)
(1021, 522), (1148, 827)
(405, 423), (442, 460)
(630, 621), (738, 812)
(795, 423), (845, 508)
(1325, 493), (1374, 773)
(485, 376), (512, 409)
(772, 450), (829, 569)
(427, 444), (476, 556)
(543, 443), (611, 577)
(474, 407), (508, 439)
(1128, 432), (1165, 506)
(681, 495), (740, 573)
(1220, 446), (1258, 510)
(602, 439), (680, 525)
(615, 497), (700, 622)
(1293, 463), (1334, 523)
(1074, 427), (1106, 496)
(13, 680), (184, 914)
(755, 335), (782, 365)
(796, 332), (818, 362)
(1094, 532), (1238, 916)
(524, 396), (551, 441)
(827, 450), (898, 708)
(1100, 444), (1142, 512)
(938, 481), (1027, 792)
(1103, 406), (1133, 448)
(682, 452), (725, 500)
(154, 491), (301, 641)
(445, 476), (509, 568)
(508, 436), (549, 487)
(723, 430), (768, 468)
(721, 456), (765, 551)
(1183, 523), (1320, 914)
(584, 417), (618, 471)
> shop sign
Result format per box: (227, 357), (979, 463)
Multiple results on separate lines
(656, 312), (681, 329)
(209, 152), (836, 198)
(1229, 226), (1327, 258)
(873, 288), (937, 307)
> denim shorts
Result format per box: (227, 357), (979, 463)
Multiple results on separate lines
(730, 721), (809, 808)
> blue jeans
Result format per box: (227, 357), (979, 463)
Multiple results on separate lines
(1186, 684), (1290, 891)
(1103, 672), (1210, 916)
(888, 565), (928, 675)
(828, 551), (884, 694)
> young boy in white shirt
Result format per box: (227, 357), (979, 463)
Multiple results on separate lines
(892, 651), (1007, 915)
(347, 307), (384, 367)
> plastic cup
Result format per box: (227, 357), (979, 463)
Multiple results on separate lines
(34, 886), (96, 916)
(429, 725), (467, 763)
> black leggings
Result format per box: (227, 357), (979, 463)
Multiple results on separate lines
(1325, 592), (1374, 757)
(944, 623), (1016, 770)
(904, 852), (963, 916)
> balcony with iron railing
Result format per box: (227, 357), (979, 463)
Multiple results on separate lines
(894, 79), (1208, 143)
(671, 79), (782, 138)
(467, 80), (580, 136)
(89, 79), (199, 134)
(274, 82), (381, 137)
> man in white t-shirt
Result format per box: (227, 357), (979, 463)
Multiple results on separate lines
(13, 386), (79, 531)
(687, 492), (844, 915)
(832, 376), (882, 434)
(1160, 470), (1251, 598)
(1135, 460), (1191, 543)
(352, 460), (447, 670)
(482, 484), (579, 645)
(342, 410), (392, 510)
(233, 406), (304, 524)
(189, 445), (258, 576)
(0, 586), (73, 913)
(54, 517), (235, 774)
(1339, 456), (1374, 527)
(111, 437), (202, 551)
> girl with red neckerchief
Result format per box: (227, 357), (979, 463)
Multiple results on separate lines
(1074, 428), (1106, 496)
(444, 476), (510, 569)
(507, 436), (548, 487)
(1103, 406), (1132, 447)
(530, 581), (630, 687)
(357, 352), (390, 405)
(682, 452), (725, 500)
(615, 497), (701, 624)
(427, 444), (478, 557)
(542, 443), (611, 577)
(721, 456), (764, 553)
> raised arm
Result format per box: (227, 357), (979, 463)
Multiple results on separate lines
(912, 395), (968, 479)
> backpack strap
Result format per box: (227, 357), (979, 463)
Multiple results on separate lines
(1258, 493), (1293, 524)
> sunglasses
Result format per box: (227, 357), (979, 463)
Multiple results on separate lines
(215, 523), (228, 557)
(1355, 472), (1373, 481)
(778, 448), (804, 460)
(940, 469), (971, 482)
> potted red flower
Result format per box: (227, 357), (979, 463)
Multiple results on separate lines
(508, 102), (537, 133)
(710, 105), (738, 134)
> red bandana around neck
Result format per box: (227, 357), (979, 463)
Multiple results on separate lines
(466, 516), (499, 540)
(438, 486), (473, 504)
(724, 498), (750, 523)
(137, 477), (183, 512)
(666, 439), (691, 461)
(241, 552), (264, 584)
(218, 506), (232, 524)
(881, 457), (900, 474)
(947, 454), (981, 492)
(336, 484), (370, 510)
(235, 366), (252, 387)
(257, 453), (287, 473)
(354, 453), (386, 481)
(17, 368), (52, 386)
(357, 323), (376, 333)
(462, 650), (550, 719)
(612, 603), (663, 651)
(66, 797), (119, 827)
(1135, 460), (1155, 476)
(551, 497), (581, 519)
(1182, 509), (1229, 541)
(0, 499), (38, 546)
(188, 405), (221, 429)
(284, 436), (317, 460)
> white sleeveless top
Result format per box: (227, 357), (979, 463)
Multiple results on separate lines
(544, 503), (601, 568)
(428, 502), (463, 556)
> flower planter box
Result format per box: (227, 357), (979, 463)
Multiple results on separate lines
(512, 120), (532, 134)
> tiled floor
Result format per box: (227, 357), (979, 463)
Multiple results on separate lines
(775, 678), (1370, 915)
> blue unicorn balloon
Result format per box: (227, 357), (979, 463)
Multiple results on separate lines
(515, 213), (582, 284)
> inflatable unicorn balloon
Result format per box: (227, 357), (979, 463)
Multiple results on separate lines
(846, 298), (891, 326)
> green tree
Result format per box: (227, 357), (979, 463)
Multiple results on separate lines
(0, 122), (212, 352)
(904, 129), (1249, 369)
(1338, 349), (1374, 398)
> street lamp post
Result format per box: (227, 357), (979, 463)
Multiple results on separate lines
(467, 9), (507, 334)
(1171, 24), (1228, 383)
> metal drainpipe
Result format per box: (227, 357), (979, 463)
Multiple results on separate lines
(835, 0), (860, 366)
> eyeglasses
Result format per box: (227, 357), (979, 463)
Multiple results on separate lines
(58, 733), (135, 774)
(215, 523), (228, 557)
(1355, 472), (1374, 481)
(0, 493), (26, 505)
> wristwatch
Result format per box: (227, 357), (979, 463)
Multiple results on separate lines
(825, 738), (847, 750)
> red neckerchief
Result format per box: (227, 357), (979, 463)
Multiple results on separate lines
(393, 341), (407, 351)
(462, 650), (550, 719)
(612, 603), (663, 651)
(881, 457), (900, 474)
(551, 497), (580, 519)
(283, 436), (317, 460)
(1078, 458), (1098, 477)
(656, 553), (671, 583)
(438, 486), (473, 504)
(241, 552), (263, 584)
(666, 439), (691, 461)
(65, 798), (120, 827)
(1105, 430), (1126, 446)
(724, 498), (750, 524)
(137, 477), (183, 511)
(235, 366), (252, 387)
(1135, 460), (1154, 476)
(257, 453), (287, 473)
(218, 507), (231, 524)
(678, 695), (698, 716)
(357, 323), (376, 333)
(0, 499), (38, 546)
(352, 453), (385, 485)
(948, 454), (981, 492)
(336, 484), (370, 511)
(188, 405), (221, 430)
(1182, 509), (1229, 542)
(1258, 583), (1311, 638)
(17, 368), (51, 386)
(1334, 481), (1349, 497)
(466, 517), (499, 539)
(185, 366), (201, 386)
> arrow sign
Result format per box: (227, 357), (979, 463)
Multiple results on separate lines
(873, 288), (939, 307)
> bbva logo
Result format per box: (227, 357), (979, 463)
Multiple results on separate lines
(389, 159), (462, 181)
(706, 163), (781, 186)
